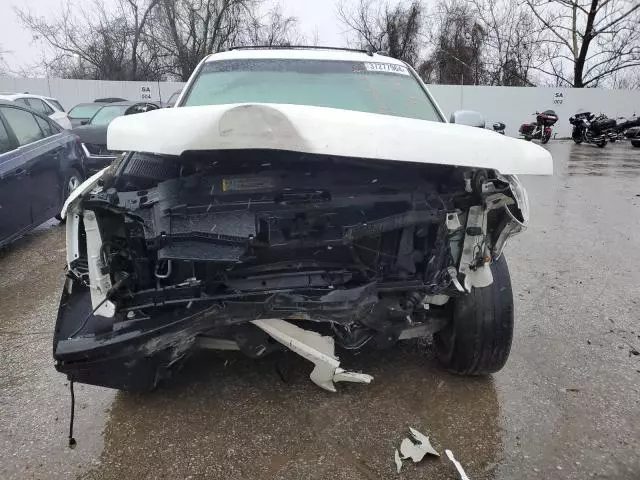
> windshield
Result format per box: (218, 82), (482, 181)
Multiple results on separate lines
(69, 104), (103, 119)
(89, 105), (129, 125)
(48, 99), (65, 112)
(181, 59), (442, 121)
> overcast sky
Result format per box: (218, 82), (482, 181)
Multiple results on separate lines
(0, 0), (366, 71)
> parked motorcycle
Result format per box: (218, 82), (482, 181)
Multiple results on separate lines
(626, 126), (640, 141)
(519, 110), (558, 144)
(492, 121), (505, 135)
(607, 114), (640, 142)
(569, 112), (611, 148)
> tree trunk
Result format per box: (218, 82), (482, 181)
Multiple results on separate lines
(573, 0), (599, 87)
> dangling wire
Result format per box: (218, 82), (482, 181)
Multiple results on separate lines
(68, 378), (77, 448)
(67, 297), (108, 339)
(67, 271), (130, 339)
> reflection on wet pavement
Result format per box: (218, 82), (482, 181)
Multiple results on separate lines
(565, 141), (640, 177)
(1, 141), (639, 479)
(0, 223), (115, 480)
(89, 348), (500, 479)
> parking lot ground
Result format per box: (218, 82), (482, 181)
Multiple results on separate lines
(1, 141), (639, 480)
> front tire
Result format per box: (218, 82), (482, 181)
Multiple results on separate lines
(434, 255), (514, 375)
(55, 168), (83, 222)
(541, 134), (550, 144)
(597, 139), (607, 148)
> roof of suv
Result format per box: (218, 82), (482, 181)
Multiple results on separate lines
(204, 47), (408, 66)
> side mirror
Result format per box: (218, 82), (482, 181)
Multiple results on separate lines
(450, 110), (486, 129)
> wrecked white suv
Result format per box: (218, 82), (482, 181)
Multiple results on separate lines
(54, 47), (552, 392)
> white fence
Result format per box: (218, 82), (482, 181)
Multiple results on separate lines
(2, 76), (639, 138)
(429, 84), (640, 138)
(0, 76), (184, 111)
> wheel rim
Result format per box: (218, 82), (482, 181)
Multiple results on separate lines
(68, 175), (81, 193)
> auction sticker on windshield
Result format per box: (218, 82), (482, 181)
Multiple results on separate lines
(364, 62), (409, 75)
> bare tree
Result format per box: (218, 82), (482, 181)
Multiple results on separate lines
(467, 0), (541, 86)
(245, 3), (299, 47)
(16, 0), (161, 80)
(152, 0), (250, 80)
(524, 0), (640, 87)
(423, 0), (486, 85)
(337, 0), (424, 67)
(611, 69), (640, 90)
(17, 0), (298, 81)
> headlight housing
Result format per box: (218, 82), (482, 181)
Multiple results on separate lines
(500, 174), (529, 224)
(492, 174), (529, 259)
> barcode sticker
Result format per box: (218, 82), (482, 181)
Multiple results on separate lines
(364, 62), (410, 75)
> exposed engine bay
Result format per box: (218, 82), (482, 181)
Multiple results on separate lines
(55, 149), (527, 391)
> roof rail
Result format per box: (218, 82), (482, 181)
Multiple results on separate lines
(228, 45), (375, 56)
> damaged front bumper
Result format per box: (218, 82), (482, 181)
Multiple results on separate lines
(55, 151), (530, 391)
(54, 281), (211, 391)
(54, 276), (441, 391)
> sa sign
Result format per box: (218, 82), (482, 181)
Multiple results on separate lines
(553, 92), (564, 105)
(140, 85), (153, 100)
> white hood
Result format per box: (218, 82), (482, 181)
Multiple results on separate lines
(108, 103), (553, 175)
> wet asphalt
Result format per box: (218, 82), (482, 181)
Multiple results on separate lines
(1, 141), (639, 480)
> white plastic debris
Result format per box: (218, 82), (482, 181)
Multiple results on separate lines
(394, 449), (403, 473)
(445, 449), (470, 480)
(398, 427), (440, 462)
(251, 319), (373, 392)
(394, 427), (439, 473)
(408, 427), (440, 457)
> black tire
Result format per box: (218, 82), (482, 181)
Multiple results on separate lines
(572, 137), (583, 144)
(434, 255), (514, 375)
(55, 168), (83, 221)
(632, 139), (640, 148)
(597, 140), (607, 148)
(541, 134), (550, 144)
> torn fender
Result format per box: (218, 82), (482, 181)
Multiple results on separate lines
(61, 166), (109, 220)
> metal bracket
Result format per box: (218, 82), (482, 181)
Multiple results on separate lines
(251, 319), (373, 392)
(445, 211), (462, 231)
(458, 205), (493, 291)
(83, 210), (116, 317)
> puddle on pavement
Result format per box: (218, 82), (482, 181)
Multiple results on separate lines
(83, 345), (501, 480)
(0, 225), (115, 480)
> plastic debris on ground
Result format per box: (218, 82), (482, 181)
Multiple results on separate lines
(394, 427), (439, 473)
(393, 428), (472, 478)
(446, 449), (471, 480)
(394, 448), (403, 473)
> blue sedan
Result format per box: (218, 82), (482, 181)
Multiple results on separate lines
(0, 100), (86, 248)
